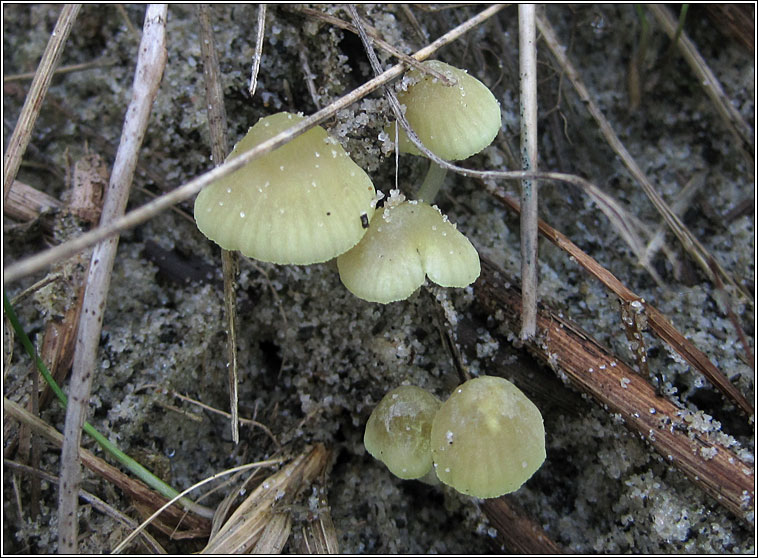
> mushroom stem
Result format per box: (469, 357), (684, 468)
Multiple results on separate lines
(416, 160), (448, 203)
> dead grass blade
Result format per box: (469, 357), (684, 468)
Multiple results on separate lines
(4, 398), (212, 535)
(536, 10), (750, 303)
(4, 459), (167, 553)
(196, 3), (241, 445)
(3, 4), (81, 201)
(202, 444), (331, 554)
(490, 187), (753, 418)
(474, 258), (754, 521)
(647, 4), (754, 156)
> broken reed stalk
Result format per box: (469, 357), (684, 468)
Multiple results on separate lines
(4, 398), (212, 535)
(200, 445), (330, 554)
(2, 4), (81, 202)
(58, 6), (168, 552)
(3, 3), (506, 285)
(489, 186), (754, 418)
(536, 11), (749, 303)
(112, 457), (285, 553)
(4, 180), (63, 221)
(4, 459), (166, 553)
(518, 3), (539, 340)
(647, 4), (754, 156)
(196, 3), (240, 445)
(474, 258), (754, 521)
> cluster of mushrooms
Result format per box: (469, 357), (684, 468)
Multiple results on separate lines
(194, 61), (547, 498)
(364, 376), (546, 499)
(193, 60), (500, 303)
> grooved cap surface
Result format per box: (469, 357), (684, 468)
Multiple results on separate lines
(194, 112), (376, 264)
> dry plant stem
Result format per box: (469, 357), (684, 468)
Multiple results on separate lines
(490, 186), (753, 418)
(642, 171), (706, 273)
(2, 4), (81, 202)
(249, 4), (267, 97)
(481, 496), (563, 554)
(58, 6), (168, 552)
(647, 4), (754, 155)
(536, 12), (748, 303)
(518, 3), (539, 340)
(474, 259), (754, 521)
(4, 398), (213, 531)
(3, 3), (506, 285)
(4, 460), (166, 553)
(196, 3), (240, 445)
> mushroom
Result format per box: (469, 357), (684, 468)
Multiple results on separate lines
(336, 190), (480, 304)
(364, 385), (442, 480)
(194, 112), (376, 265)
(386, 60), (502, 202)
(430, 375), (546, 499)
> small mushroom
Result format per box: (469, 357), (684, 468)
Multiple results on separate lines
(364, 385), (442, 480)
(336, 191), (480, 303)
(388, 60), (501, 162)
(430, 376), (546, 499)
(194, 112), (376, 265)
(386, 60), (502, 202)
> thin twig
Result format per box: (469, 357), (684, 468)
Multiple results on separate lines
(249, 4), (267, 97)
(3, 4), (81, 202)
(518, 4), (539, 340)
(166, 389), (281, 450)
(58, 6), (168, 552)
(3, 57), (117, 83)
(196, 3), (240, 445)
(536, 11), (750, 303)
(4, 3), (506, 285)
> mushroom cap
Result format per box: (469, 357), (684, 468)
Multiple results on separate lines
(194, 112), (376, 265)
(388, 60), (501, 161)
(337, 197), (480, 303)
(364, 385), (442, 480)
(430, 376), (546, 499)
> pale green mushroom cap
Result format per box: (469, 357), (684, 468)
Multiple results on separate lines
(364, 385), (442, 480)
(387, 60), (501, 161)
(337, 193), (480, 303)
(194, 112), (376, 265)
(430, 376), (546, 499)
